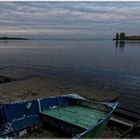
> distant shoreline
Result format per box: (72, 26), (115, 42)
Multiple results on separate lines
(113, 32), (140, 41)
(113, 38), (140, 41)
(0, 36), (30, 40)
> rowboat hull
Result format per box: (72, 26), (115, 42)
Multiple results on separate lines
(39, 95), (118, 138)
(40, 109), (109, 138)
(0, 93), (118, 138)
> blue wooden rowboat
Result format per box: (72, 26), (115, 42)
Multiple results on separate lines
(0, 93), (118, 138)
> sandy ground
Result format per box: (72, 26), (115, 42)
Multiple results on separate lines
(0, 76), (120, 104)
(0, 67), (120, 103)
(0, 67), (125, 138)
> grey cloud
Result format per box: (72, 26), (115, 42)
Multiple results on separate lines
(0, 2), (140, 39)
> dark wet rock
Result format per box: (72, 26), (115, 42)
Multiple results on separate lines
(0, 76), (15, 84)
(31, 92), (39, 96)
(65, 87), (70, 89)
(54, 86), (58, 89)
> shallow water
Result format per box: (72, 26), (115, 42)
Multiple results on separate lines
(0, 40), (140, 114)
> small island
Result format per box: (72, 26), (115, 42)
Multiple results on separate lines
(0, 36), (30, 40)
(113, 32), (140, 41)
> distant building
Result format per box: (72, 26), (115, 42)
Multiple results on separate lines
(116, 33), (119, 40)
(113, 32), (140, 40)
(120, 32), (125, 40)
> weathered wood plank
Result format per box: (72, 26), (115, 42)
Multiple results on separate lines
(120, 120), (140, 138)
(110, 117), (134, 127)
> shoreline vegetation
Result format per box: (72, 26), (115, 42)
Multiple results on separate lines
(0, 36), (30, 40)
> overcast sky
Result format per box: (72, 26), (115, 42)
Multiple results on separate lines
(0, 2), (140, 39)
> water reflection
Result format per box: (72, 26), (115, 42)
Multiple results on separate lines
(115, 40), (125, 52)
(115, 41), (125, 52)
(115, 40), (140, 51)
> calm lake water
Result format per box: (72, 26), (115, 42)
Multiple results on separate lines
(0, 40), (140, 114)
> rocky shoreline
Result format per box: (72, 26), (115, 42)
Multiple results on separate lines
(0, 76), (15, 84)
